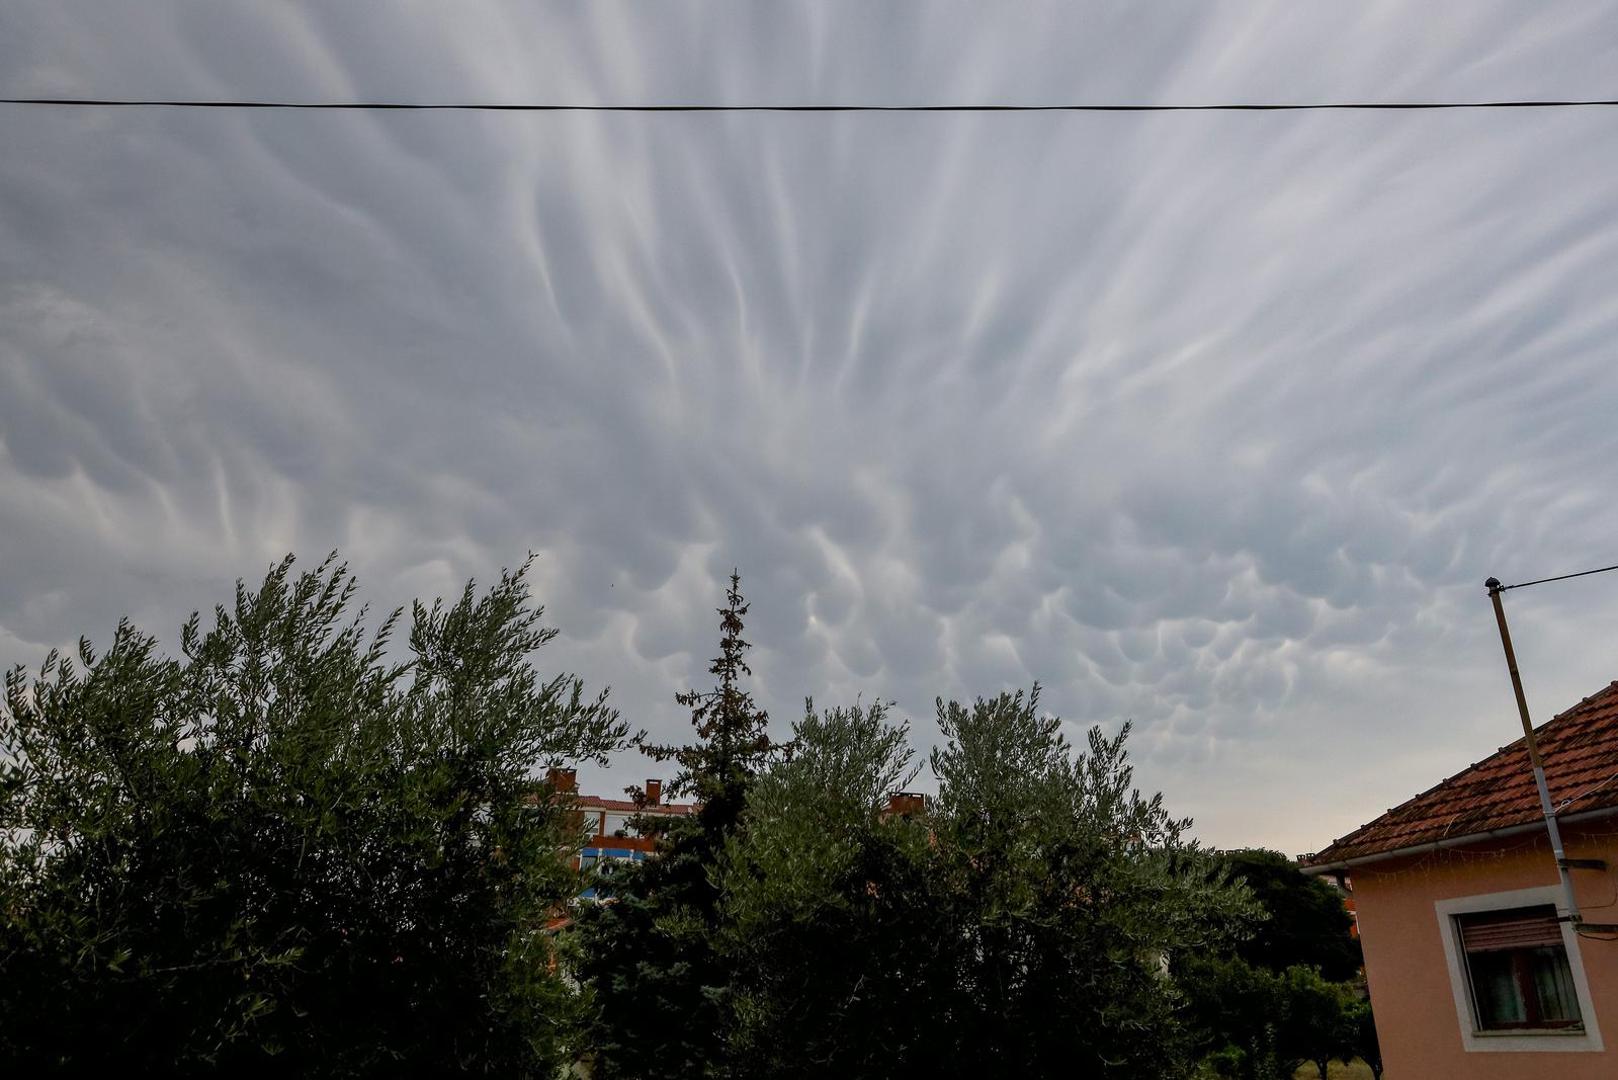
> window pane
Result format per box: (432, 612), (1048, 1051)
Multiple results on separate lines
(1530, 947), (1582, 1024)
(1458, 906), (1584, 1032)
(1468, 951), (1528, 1029)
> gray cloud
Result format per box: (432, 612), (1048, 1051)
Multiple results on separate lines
(4, 2), (1618, 852)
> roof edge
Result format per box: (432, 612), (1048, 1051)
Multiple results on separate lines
(1302, 804), (1618, 874)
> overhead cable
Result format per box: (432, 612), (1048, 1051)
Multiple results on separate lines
(5, 96), (1618, 114)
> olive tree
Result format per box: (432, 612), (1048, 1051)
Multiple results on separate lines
(0, 555), (628, 1075)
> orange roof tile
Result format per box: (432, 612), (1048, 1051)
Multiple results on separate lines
(522, 790), (698, 815)
(1307, 681), (1618, 866)
(575, 794), (696, 815)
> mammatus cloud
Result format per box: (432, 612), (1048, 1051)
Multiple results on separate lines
(5, 2), (1618, 852)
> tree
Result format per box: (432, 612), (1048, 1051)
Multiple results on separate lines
(691, 685), (1252, 1079)
(1177, 956), (1285, 1080)
(1343, 998), (1383, 1080)
(0, 554), (628, 1075)
(1220, 849), (1360, 981)
(1179, 849), (1364, 1079)
(644, 571), (781, 834)
(575, 571), (785, 1080)
(717, 700), (946, 1078)
(1178, 960), (1354, 1080)
(923, 688), (1254, 1078)
(1275, 966), (1356, 1080)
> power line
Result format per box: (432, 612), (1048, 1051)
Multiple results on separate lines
(1492, 563), (1618, 592)
(4, 96), (1618, 114)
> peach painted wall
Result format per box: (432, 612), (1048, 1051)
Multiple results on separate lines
(1354, 821), (1618, 1079)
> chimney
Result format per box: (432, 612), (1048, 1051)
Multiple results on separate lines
(886, 791), (925, 818)
(546, 766), (577, 794)
(645, 779), (663, 806)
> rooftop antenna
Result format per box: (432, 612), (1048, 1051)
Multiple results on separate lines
(1486, 566), (1618, 934)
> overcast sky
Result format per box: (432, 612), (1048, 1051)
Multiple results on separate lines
(5, 2), (1618, 853)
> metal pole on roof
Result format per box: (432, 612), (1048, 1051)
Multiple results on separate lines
(1484, 577), (1583, 926)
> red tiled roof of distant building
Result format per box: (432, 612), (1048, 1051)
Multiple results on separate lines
(576, 794), (696, 815)
(1306, 680), (1618, 867)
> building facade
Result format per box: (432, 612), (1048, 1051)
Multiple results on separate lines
(575, 778), (696, 872)
(543, 768), (697, 875)
(1306, 681), (1618, 1077)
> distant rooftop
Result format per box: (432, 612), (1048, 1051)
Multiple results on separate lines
(1306, 680), (1618, 867)
(529, 768), (697, 816)
(575, 793), (696, 815)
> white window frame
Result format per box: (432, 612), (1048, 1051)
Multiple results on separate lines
(1434, 884), (1604, 1053)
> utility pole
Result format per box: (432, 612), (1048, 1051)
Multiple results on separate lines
(1485, 577), (1584, 925)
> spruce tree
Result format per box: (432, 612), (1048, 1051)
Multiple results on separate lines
(576, 572), (781, 1080)
(643, 570), (780, 838)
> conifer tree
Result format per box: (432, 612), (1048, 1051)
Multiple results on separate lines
(641, 570), (781, 837)
(576, 571), (782, 1080)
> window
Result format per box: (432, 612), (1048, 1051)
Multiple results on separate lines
(1456, 906), (1582, 1031)
(1435, 885), (1604, 1053)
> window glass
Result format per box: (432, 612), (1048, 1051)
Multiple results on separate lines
(1457, 906), (1582, 1032)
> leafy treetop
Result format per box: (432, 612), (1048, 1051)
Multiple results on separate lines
(0, 553), (629, 1076)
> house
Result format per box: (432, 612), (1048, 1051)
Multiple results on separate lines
(540, 768), (697, 873)
(574, 778), (696, 871)
(1304, 680), (1618, 1076)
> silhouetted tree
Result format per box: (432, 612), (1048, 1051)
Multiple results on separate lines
(1276, 966), (1357, 1080)
(1178, 848), (1364, 1078)
(0, 555), (628, 1076)
(718, 700), (946, 1077)
(924, 689), (1253, 1078)
(1221, 849), (1360, 980)
(710, 687), (1252, 1079)
(576, 572), (785, 1080)
(645, 571), (781, 835)
(1344, 998), (1383, 1079)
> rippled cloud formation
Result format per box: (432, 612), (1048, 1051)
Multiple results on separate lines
(5, 3), (1618, 851)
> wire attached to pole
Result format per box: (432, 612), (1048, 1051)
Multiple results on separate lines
(1492, 563), (1618, 592)
(1484, 563), (1618, 933)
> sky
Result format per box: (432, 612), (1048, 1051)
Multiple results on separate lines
(4, 2), (1618, 854)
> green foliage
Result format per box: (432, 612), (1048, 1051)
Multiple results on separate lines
(1276, 965), (1359, 1080)
(1178, 956), (1361, 1080)
(640, 570), (783, 834)
(1343, 998), (1383, 1079)
(718, 700), (942, 1078)
(1180, 849), (1365, 1079)
(0, 554), (628, 1075)
(2, 557), (1371, 1079)
(577, 572), (784, 1080)
(1221, 849), (1361, 981)
(697, 687), (1254, 1079)
(724, 699), (919, 926)
(582, 603), (1251, 1080)
(574, 831), (728, 1080)
(922, 688), (1255, 1078)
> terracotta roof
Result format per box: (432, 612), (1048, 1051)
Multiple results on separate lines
(522, 790), (697, 815)
(576, 795), (696, 815)
(1306, 681), (1618, 866)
